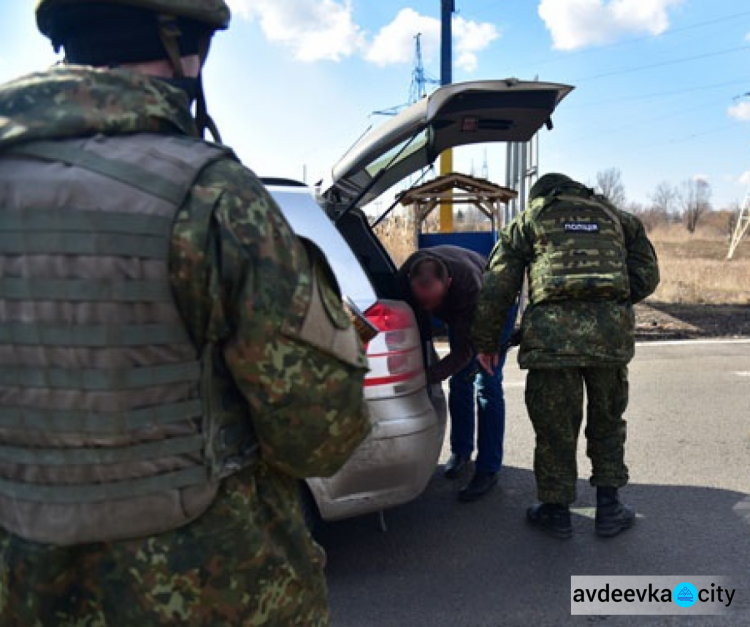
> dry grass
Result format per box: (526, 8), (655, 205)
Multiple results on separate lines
(373, 213), (750, 305)
(374, 213), (416, 267)
(650, 232), (750, 305)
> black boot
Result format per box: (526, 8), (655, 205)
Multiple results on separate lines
(443, 454), (470, 479)
(595, 487), (635, 537)
(458, 471), (498, 502)
(526, 503), (572, 539)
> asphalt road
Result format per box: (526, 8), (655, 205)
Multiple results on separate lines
(319, 340), (750, 626)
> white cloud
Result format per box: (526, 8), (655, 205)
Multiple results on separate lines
(739, 170), (750, 187)
(227, 2), (498, 71)
(227, 0), (364, 62)
(366, 9), (440, 67)
(365, 8), (499, 72)
(226, 0), (251, 19)
(453, 16), (501, 72)
(728, 100), (750, 122)
(538, 0), (685, 51)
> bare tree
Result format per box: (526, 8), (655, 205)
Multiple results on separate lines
(678, 177), (712, 234)
(595, 167), (626, 207)
(625, 201), (667, 232)
(624, 201), (645, 215)
(649, 181), (677, 215)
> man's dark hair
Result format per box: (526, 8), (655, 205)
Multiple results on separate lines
(409, 256), (450, 285)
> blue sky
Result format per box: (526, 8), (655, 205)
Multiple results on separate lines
(2, 1), (750, 210)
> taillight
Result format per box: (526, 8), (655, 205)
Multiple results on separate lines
(364, 300), (426, 399)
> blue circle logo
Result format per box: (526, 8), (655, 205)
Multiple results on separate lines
(674, 582), (698, 608)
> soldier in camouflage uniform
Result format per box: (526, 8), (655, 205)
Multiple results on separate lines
(0, 1), (371, 625)
(472, 173), (659, 539)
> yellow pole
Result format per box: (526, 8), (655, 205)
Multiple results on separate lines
(440, 148), (454, 232)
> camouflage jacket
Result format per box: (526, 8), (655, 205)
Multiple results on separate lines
(472, 190), (660, 369)
(0, 66), (371, 624)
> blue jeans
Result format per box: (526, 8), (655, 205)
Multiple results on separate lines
(447, 311), (515, 475)
(449, 354), (506, 474)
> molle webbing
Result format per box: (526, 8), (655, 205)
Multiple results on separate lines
(0, 399), (202, 433)
(0, 362), (200, 390)
(6, 140), (189, 205)
(529, 192), (630, 305)
(0, 467), (208, 504)
(0, 134), (250, 544)
(0, 277), (174, 302)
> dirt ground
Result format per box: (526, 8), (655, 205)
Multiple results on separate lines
(635, 302), (750, 340)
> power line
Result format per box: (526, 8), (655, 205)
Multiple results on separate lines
(668, 121), (746, 145)
(621, 120), (745, 161)
(461, 7), (750, 74)
(572, 45), (750, 83)
(542, 9), (750, 65)
(563, 94), (739, 146)
(567, 78), (750, 109)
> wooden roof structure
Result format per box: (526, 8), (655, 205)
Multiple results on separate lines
(398, 173), (518, 227)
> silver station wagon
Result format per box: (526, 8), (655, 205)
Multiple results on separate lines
(265, 78), (573, 525)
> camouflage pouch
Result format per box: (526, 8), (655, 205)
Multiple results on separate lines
(261, 237), (371, 478)
(283, 237), (368, 370)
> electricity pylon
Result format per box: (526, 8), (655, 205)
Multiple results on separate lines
(727, 191), (750, 260)
(372, 33), (440, 117)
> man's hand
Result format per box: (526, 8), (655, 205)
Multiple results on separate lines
(477, 352), (501, 376)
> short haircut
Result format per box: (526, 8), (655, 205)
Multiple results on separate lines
(409, 256), (450, 284)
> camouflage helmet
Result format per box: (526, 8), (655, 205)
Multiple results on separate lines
(36, 0), (231, 39)
(528, 173), (574, 201)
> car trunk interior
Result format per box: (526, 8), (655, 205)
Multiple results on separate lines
(336, 209), (401, 300)
(335, 208), (445, 385)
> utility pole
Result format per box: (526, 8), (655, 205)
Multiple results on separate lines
(439, 0), (456, 233)
(505, 75), (541, 222)
(440, 0), (454, 86)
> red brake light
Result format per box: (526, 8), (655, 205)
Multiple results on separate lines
(365, 302), (414, 332)
(363, 300), (426, 396)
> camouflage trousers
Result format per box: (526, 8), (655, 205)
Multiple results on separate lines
(0, 463), (329, 627)
(525, 367), (629, 505)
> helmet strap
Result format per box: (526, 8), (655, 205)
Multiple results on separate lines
(195, 75), (222, 144)
(194, 33), (222, 143)
(157, 15), (185, 78)
(157, 20), (222, 143)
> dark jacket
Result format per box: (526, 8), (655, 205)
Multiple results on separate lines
(398, 245), (486, 381)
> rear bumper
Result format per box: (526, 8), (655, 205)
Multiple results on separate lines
(307, 386), (446, 521)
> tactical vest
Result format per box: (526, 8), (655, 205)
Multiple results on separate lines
(0, 133), (258, 545)
(528, 190), (631, 305)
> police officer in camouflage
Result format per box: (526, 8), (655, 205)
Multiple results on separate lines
(472, 173), (659, 539)
(0, 1), (371, 624)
